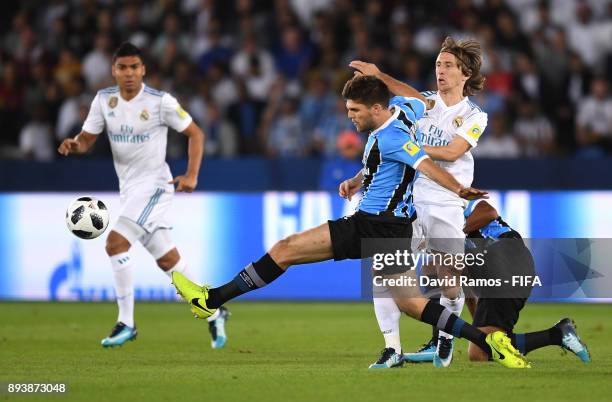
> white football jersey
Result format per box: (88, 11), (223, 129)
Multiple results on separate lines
(82, 84), (193, 195)
(413, 91), (488, 207)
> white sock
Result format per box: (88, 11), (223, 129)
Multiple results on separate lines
(164, 259), (220, 322)
(207, 309), (221, 321)
(373, 291), (402, 353)
(163, 257), (192, 279)
(438, 289), (465, 340)
(110, 252), (134, 328)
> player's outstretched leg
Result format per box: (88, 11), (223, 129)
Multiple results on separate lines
(511, 318), (590, 363)
(172, 252), (285, 319)
(397, 298), (531, 368)
(172, 223), (333, 319)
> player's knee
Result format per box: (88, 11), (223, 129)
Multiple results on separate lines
(270, 235), (299, 266)
(157, 248), (180, 271)
(468, 343), (489, 362)
(105, 233), (130, 256)
(394, 297), (421, 318)
(441, 287), (461, 300)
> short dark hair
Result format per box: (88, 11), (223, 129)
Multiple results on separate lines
(341, 75), (390, 107)
(112, 42), (143, 63)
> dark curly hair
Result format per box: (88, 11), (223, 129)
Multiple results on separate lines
(341, 75), (390, 107)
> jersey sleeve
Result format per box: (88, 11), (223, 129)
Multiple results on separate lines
(81, 94), (105, 135)
(389, 96), (426, 120)
(464, 199), (484, 218)
(456, 112), (488, 148)
(161, 93), (193, 132)
(380, 128), (430, 169)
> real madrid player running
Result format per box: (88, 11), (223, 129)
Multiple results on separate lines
(58, 42), (230, 349)
(172, 75), (529, 368)
(351, 36), (487, 368)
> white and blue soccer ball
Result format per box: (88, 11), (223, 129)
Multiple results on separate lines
(65, 197), (110, 239)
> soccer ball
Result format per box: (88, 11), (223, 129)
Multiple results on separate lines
(65, 197), (110, 239)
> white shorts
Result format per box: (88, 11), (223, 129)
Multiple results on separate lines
(413, 203), (465, 254)
(113, 217), (176, 259)
(119, 184), (174, 233)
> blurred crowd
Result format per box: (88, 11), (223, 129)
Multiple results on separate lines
(1, 0), (611, 162)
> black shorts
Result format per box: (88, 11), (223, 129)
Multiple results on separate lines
(328, 211), (413, 261)
(470, 238), (535, 332)
(472, 298), (527, 333)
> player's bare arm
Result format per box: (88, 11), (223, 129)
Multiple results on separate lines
(57, 131), (98, 156)
(349, 60), (431, 108)
(423, 136), (472, 162)
(463, 200), (498, 234)
(339, 170), (363, 201)
(170, 122), (205, 193)
(417, 158), (487, 200)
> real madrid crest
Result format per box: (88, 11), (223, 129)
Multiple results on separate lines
(452, 116), (464, 128)
(140, 109), (149, 121)
(108, 96), (118, 109)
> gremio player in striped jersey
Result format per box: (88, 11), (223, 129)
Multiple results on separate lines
(461, 199), (590, 364)
(351, 36), (488, 368)
(171, 75), (530, 369)
(58, 43), (230, 350)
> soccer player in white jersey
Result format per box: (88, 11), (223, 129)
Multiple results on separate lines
(58, 43), (229, 349)
(350, 36), (487, 368)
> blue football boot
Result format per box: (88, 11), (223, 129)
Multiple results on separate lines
(433, 336), (454, 368)
(209, 306), (230, 349)
(101, 322), (137, 348)
(369, 347), (404, 369)
(404, 337), (436, 363)
(556, 318), (590, 363)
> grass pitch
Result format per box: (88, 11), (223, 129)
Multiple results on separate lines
(1, 302), (610, 402)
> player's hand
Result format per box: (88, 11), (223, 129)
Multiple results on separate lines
(169, 175), (198, 193)
(58, 138), (80, 156)
(458, 187), (489, 200)
(349, 60), (381, 77)
(339, 178), (362, 201)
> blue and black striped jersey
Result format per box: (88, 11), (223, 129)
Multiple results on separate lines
(358, 96), (428, 219)
(464, 200), (521, 239)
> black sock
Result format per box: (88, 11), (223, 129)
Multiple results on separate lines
(510, 327), (562, 355)
(430, 297), (440, 341)
(420, 299), (490, 355)
(207, 253), (285, 309)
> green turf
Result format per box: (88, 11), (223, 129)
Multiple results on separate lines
(0, 302), (610, 402)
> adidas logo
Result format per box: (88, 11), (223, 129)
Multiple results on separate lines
(108, 111), (115, 117)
